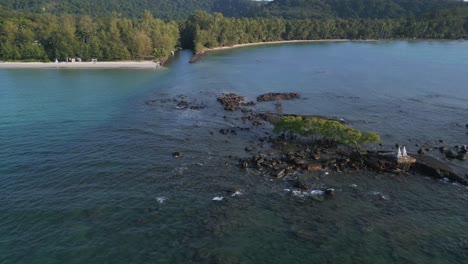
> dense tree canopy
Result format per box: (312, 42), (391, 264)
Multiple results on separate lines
(0, 9), (179, 61)
(183, 11), (466, 52)
(0, 0), (465, 19)
(1, 1), (467, 61)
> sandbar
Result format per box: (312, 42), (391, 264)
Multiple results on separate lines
(0, 61), (162, 69)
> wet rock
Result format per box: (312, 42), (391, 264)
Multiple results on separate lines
(413, 155), (467, 185)
(446, 150), (458, 159)
(293, 180), (308, 190)
(245, 146), (253, 152)
(219, 129), (229, 135)
(172, 152), (182, 158)
(294, 158), (305, 165)
(460, 145), (467, 154)
(307, 163), (322, 172)
(418, 148), (425, 155)
(176, 100), (189, 109)
(324, 188), (335, 196)
(217, 93), (245, 111)
(311, 153), (320, 160)
(241, 101), (256, 106)
(226, 188), (238, 194)
(190, 52), (205, 63)
(457, 153), (467, 161)
(276, 169), (286, 178)
(439, 146), (448, 153)
(257, 92), (300, 102)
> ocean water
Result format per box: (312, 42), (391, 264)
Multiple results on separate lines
(1, 41), (467, 263)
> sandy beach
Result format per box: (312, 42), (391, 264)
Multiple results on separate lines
(203, 39), (377, 52)
(0, 61), (162, 69)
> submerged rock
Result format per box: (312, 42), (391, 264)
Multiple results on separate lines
(172, 151), (182, 158)
(293, 180), (308, 190)
(257, 92), (300, 102)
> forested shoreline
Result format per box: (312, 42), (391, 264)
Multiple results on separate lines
(183, 11), (467, 53)
(1, 1), (467, 62)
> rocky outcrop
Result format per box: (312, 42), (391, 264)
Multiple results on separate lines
(189, 52), (205, 63)
(145, 97), (206, 110)
(413, 155), (467, 185)
(217, 93), (255, 111)
(257, 92), (300, 102)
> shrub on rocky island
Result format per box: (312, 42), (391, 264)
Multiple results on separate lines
(273, 116), (380, 147)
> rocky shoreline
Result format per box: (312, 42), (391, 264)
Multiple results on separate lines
(148, 92), (468, 189)
(218, 92), (468, 186)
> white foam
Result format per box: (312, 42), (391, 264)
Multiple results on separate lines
(231, 191), (242, 197)
(156, 197), (167, 204)
(310, 190), (325, 196)
(212, 196), (224, 201)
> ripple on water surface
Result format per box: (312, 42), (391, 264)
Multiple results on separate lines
(1, 42), (468, 263)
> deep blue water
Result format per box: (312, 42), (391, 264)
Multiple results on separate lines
(1, 41), (468, 263)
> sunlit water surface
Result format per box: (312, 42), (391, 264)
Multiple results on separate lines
(1, 41), (467, 263)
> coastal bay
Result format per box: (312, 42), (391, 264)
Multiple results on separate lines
(1, 41), (467, 263)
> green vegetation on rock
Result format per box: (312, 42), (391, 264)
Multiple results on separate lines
(273, 116), (381, 147)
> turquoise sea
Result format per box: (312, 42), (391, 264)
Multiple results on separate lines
(1, 41), (468, 263)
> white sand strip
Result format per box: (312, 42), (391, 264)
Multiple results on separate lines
(0, 61), (162, 69)
(204, 39), (378, 52)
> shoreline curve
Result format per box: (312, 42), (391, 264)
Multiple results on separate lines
(202, 39), (378, 53)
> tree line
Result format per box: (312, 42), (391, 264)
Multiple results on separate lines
(182, 11), (467, 53)
(0, 10), (179, 61)
(1, 0), (465, 20)
(1, 8), (467, 61)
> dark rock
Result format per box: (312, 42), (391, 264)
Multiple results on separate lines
(439, 146), (448, 153)
(413, 155), (467, 185)
(293, 180), (308, 190)
(460, 145), (467, 154)
(172, 152), (182, 158)
(245, 146), (253, 152)
(418, 148), (425, 155)
(311, 153), (320, 160)
(241, 101), (256, 106)
(217, 93), (245, 111)
(456, 153), (467, 161)
(324, 188), (336, 196)
(176, 100), (189, 109)
(257, 92), (300, 102)
(189, 52), (205, 63)
(219, 129), (229, 135)
(294, 158), (305, 165)
(466, 124), (468, 128)
(226, 188), (238, 194)
(446, 150), (458, 159)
